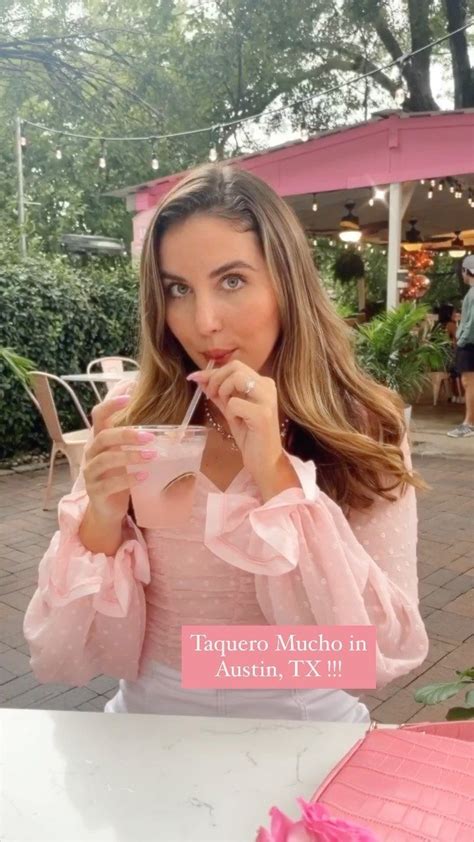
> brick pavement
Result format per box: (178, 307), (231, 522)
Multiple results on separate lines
(0, 457), (472, 722)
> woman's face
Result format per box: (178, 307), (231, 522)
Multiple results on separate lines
(159, 214), (281, 372)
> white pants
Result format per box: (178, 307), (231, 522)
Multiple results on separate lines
(105, 660), (370, 722)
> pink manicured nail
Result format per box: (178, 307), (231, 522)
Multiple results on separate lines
(136, 430), (155, 443)
(115, 394), (130, 405)
(140, 449), (157, 460)
(136, 471), (149, 481)
(186, 372), (205, 382)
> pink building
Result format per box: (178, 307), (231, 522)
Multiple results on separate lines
(112, 109), (474, 308)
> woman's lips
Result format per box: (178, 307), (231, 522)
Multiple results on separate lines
(203, 349), (237, 364)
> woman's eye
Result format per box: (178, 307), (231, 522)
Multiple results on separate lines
(167, 283), (189, 298)
(222, 275), (245, 291)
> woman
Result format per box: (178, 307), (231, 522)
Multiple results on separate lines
(24, 164), (429, 721)
(437, 303), (463, 403)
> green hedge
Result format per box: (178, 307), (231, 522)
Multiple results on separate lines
(0, 254), (139, 459)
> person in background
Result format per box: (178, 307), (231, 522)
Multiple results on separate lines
(437, 303), (463, 404)
(447, 255), (474, 437)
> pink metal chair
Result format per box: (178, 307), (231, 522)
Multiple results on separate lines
(29, 372), (91, 509)
(86, 355), (139, 400)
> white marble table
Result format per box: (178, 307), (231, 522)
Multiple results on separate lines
(0, 709), (369, 841)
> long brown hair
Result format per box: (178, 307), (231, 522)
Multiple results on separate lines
(120, 163), (424, 510)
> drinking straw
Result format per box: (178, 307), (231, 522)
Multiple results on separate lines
(176, 359), (215, 440)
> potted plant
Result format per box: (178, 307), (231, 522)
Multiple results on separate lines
(355, 302), (450, 425)
(0, 347), (36, 386)
(334, 250), (366, 314)
(414, 667), (474, 721)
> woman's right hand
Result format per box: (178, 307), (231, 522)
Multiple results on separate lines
(83, 394), (156, 525)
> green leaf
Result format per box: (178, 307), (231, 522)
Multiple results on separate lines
(456, 668), (474, 681)
(465, 690), (474, 708)
(446, 706), (474, 721)
(355, 302), (451, 402)
(413, 681), (464, 705)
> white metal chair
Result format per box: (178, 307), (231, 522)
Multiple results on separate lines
(86, 355), (139, 400)
(29, 372), (91, 509)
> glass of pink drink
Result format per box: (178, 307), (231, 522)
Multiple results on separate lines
(126, 425), (208, 529)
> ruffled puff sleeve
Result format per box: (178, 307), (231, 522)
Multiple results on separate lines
(23, 379), (150, 686)
(204, 439), (429, 689)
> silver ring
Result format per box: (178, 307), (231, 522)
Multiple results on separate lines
(243, 378), (256, 396)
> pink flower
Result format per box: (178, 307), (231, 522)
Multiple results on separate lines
(255, 800), (379, 842)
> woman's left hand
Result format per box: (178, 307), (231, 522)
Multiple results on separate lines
(187, 361), (287, 492)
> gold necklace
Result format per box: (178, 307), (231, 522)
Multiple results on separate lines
(203, 399), (290, 452)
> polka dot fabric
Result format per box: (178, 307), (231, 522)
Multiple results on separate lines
(23, 382), (428, 689)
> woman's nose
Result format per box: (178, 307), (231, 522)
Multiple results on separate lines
(194, 295), (223, 334)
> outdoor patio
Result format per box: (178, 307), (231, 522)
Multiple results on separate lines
(0, 447), (472, 721)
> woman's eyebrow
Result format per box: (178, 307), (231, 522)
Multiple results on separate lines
(209, 260), (256, 277)
(161, 270), (188, 283)
(161, 260), (257, 284)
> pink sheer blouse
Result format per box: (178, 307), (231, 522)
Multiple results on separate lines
(24, 389), (428, 689)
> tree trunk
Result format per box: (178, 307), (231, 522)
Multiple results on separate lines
(367, 0), (439, 111)
(443, 0), (474, 108)
(404, 0), (439, 111)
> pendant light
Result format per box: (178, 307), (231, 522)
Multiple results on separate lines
(339, 201), (362, 243)
(403, 219), (423, 252)
(449, 231), (466, 259)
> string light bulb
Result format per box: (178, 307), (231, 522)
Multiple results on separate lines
(394, 85), (405, 107)
(393, 55), (407, 108)
(369, 187), (384, 208)
(209, 143), (218, 163)
(430, 179), (436, 187)
(427, 189), (433, 199)
(99, 139), (107, 169)
(449, 182), (455, 194)
(151, 141), (159, 171)
(312, 194), (318, 212)
(420, 179), (426, 185)
(300, 125), (309, 142)
(55, 147), (62, 160)
(438, 180), (444, 191)
(21, 135), (27, 147)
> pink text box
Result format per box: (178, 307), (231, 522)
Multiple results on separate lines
(181, 625), (376, 689)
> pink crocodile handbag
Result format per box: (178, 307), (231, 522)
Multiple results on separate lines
(311, 721), (474, 841)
